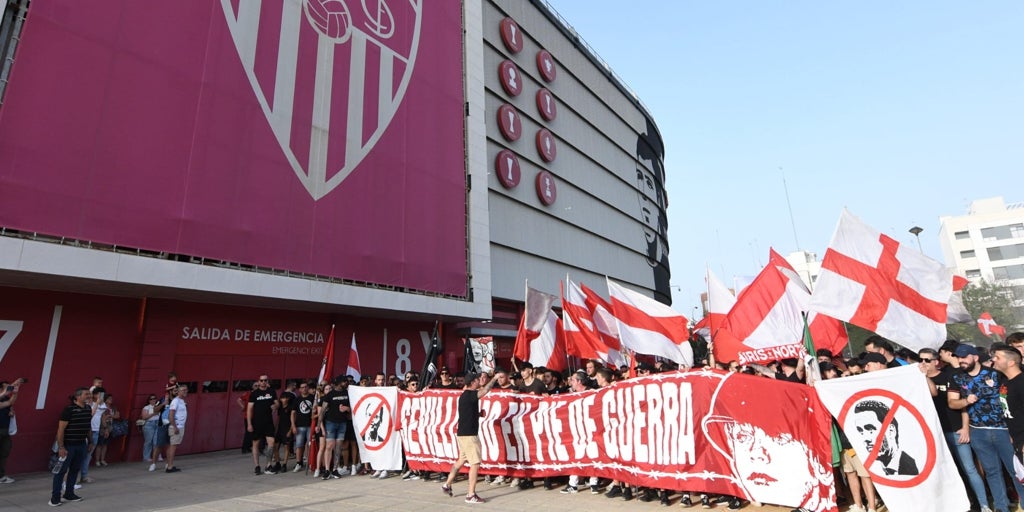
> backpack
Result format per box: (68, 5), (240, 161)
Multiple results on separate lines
(160, 402), (171, 425)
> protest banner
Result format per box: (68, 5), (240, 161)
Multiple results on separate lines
(350, 385), (404, 470)
(398, 371), (835, 512)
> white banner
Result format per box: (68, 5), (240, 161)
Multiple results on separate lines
(816, 365), (968, 512)
(349, 385), (403, 470)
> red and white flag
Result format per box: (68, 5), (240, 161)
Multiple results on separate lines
(317, 325), (337, 386)
(695, 268), (736, 338)
(579, 283), (627, 367)
(346, 333), (362, 380)
(562, 279), (612, 364)
(513, 285), (558, 364)
(606, 279), (692, 366)
(769, 249), (849, 358)
(809, 210), (954, 351)
(977, 312), (1007, 338)
(530, 311), (568, 371)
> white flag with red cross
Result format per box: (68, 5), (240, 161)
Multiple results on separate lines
(977, 312), (1007, 338)
(809, 210), (954, 352)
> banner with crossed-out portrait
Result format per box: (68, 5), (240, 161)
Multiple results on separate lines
(397, 370), (836, 512)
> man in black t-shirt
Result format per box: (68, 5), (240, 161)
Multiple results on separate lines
(441, 372), (496, 504)
(993, 346), (1024, 454)
(319, 377), (351, 479)
(271, 392), (294, 473)
(515, 363), (546, 396)
(248, 375), (278, 475)
(51, 387), (91, 506)
(290, 381), (314, 473)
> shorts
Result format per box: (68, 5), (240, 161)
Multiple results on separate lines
(344, 419), (355, 441)
(251, 420), (275, 440)
(97, 432), (111, 446)
(842, 450), (868, 477)
(169, 428), (184, 446)
(275, 428), (294, 446)
(456, 435), (482, 465)
(294, 426), (310, 448)
(324, 420), (347, 441)
(156, 425), (170, 447)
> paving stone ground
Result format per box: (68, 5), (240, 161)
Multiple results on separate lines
(0, 450), (864, 512)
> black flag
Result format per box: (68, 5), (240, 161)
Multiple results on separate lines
(418, 321), (441, 389)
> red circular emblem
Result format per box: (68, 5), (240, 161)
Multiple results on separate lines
(537, 50), (556, 82)
(536, 128), (557, 162)
(535, 170), (557, 205)
(497, 104), (521, 141)
(495, 150), (521, 189)
(536, 89), (557, 121)
(499, 17), (523, 54)
(499, 60), (523, 97)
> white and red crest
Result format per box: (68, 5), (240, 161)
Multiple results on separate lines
(221, 0), (423, 200)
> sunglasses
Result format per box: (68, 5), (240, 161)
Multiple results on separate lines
(920, 358), (935, 362)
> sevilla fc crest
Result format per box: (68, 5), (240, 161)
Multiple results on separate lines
(221, 0), (422, 200)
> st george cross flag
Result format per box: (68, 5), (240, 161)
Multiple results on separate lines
(977, 311), (1007, 338)
(816, 365), (968, 512)
(769, 250), (849, 357)
(810, 210), (954, 351)
(513, 285), (558, 364)
(346, 333), (362, 380)
(349, 385), (403, 470)
(606, 279), (692, 366)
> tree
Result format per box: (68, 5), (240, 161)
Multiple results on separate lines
(947, 279), (1021, 346)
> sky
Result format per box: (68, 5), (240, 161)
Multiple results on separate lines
(547, 1), (1024, 317)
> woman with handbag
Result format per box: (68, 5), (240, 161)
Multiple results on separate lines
(140, 394), (162, 466)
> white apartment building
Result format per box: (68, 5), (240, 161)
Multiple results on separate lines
(939, 197), (1024, 311)
(785, 250), (822, 291)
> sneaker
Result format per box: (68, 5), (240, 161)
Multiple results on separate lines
(728, 497), (742, 510)
(640, 489), (655, 502)
(255, 466), (262, 476)
(544, 478), (554, 490)
(700, 494), (712, 509)
(591, 485), (603, 495)
(165, 467), (181, 473)
(321, 471), (330, 481)
(79, 477), (94, 484)
(351, 465), (358, 476)
(661, 491), (671, 506)
(465, 494), (486, 504)
(681, 495), (693, 507)
(74, 484), (81, 490)
(48, 498), (62, 507)
(606, 486), (623, 499)
(265, 465), (277, 475)
(313, 469), (320, 478)
(332, 469), (343, 479)
(623, 488), (634, 501)
(378, 471), (390, 479)
(0, 476), (15, 484)
(560, 485), (578, 494)
(847, 506), (866, 512)
(409, 473), (421, 481)
(402, 472), (414, 481)
(272, 462), (282, 473)
(293, 463), (303, 473)
(148, 463), (156, 472)
(483, 475), (492, 484)
(62, 494), (84, 502)
(441, 484), (453, 497)
(509, 477), (520, 487)
(490, 475), (506, 486)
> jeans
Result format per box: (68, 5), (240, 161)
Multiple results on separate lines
(969, 426), (1024, 512)
(142, 421), (159, 460)
(51, 442), (87, 502)
(946, 431), (988, 508)
(0, 430), (10, 478)
(80, 431), (98, 477)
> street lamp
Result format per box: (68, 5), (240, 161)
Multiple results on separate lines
(909, 226), (924, 253)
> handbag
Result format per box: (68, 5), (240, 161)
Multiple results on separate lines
(111, 419), (130, 438)
(7, 414), (16, 435)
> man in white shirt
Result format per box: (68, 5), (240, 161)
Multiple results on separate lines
(165, 385), (188, 473)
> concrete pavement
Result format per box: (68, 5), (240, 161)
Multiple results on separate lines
(0, 450), (834, 511)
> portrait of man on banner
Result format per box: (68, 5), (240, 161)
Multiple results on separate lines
(467, 337), (495, 374)
(701, 373), (835, 511)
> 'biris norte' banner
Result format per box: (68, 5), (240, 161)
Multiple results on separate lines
(0, 0), (467, 296)
(398, 371), (837, 512)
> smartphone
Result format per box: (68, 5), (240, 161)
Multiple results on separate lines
(4, 386), (12, 393)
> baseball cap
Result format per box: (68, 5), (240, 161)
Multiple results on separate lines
(954, 344), (979, 358)
(859, 353), (887, 366)
(464, 372), (481, 383)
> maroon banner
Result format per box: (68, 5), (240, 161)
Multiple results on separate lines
(399, 371), (836, 512)
(0, 0), (467, 295)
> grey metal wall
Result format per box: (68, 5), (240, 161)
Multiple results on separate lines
(482, 0), (671, 304)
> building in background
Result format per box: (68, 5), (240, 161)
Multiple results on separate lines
(0, 0), (668, 471)
(939, 196), (1024, 320)
(784, 250), (822, 290)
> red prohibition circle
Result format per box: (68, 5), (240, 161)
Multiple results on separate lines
(535, 170), (557, 206)
(495, 150), (521, 189)
(536, 89), (557, 121)
(536, 128), (557, 162)
(353, 393), (394, 451)
(497, 104), (521, 141)
(499, 17), (523, 54)
(537, 50), (556, 82)
(837, 388), (937, 488)
(498, 60), (522, 97)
